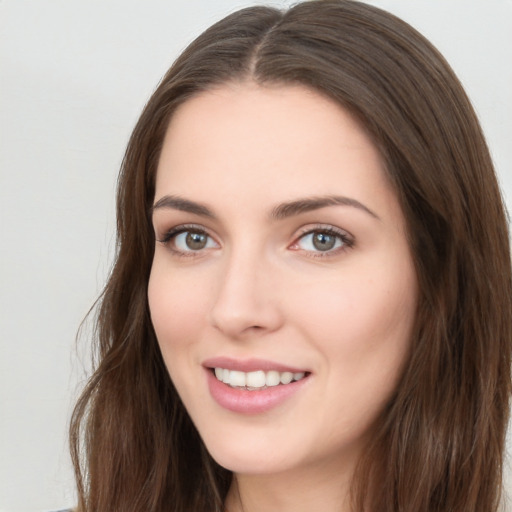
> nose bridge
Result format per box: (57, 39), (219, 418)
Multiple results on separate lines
(209, 240), (281, 337)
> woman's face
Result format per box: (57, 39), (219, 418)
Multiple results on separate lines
(148, 83), (417, 477)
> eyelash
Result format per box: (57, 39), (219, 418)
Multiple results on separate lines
(291, 225), (354, 258)
(157, 224), (213, 258)
(157, 223), (354, 259)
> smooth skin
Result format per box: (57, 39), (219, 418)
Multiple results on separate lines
(148, 83), (418, 512)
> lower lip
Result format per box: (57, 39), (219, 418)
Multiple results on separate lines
(206, 369), (309, 414)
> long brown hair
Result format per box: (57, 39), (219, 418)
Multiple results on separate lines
(70, 1), (512, 511)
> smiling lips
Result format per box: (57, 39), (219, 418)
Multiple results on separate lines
(204, 358), (310, 413)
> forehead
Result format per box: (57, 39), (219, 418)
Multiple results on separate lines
(154, 82), (401, 224)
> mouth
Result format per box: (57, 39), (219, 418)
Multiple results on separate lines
(203, 358), (311, 413)
(211, 367), (308, 390)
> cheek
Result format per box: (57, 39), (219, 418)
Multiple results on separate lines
(294, 268), (416, 438)
(297, 273), (413, 339)
(147, 263), (210, 360)
(290, 256), (417, 383)
(147, 263), (216, 414)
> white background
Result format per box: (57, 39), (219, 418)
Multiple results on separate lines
(1, 1), (511, 510)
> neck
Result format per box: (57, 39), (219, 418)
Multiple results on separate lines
(224, 459), (354, 512)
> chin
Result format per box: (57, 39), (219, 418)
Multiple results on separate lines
(204, 436), (296, 475)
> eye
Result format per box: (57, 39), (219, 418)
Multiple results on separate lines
(158, 225), (218, 254)
(291, 226), (353, 256)
(174, 231), (216, 251)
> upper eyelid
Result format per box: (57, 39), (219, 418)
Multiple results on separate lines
(157, 223), (215, 243)
(158, 222), (212, 235)
(294, 223), (353, 240)
(157, 222), (351, 235)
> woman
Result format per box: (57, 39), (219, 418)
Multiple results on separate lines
(70, 1), (512, 511)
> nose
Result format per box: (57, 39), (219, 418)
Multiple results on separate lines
(209, 248), (284, 339)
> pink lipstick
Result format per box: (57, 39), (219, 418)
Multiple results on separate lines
(203, 357), (310, 414)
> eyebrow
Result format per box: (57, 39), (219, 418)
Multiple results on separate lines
(270, 195), (379, 220)
(151, 194), (379, 220)
(152, 195), (216, 218)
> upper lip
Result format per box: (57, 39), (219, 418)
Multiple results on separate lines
(202, 356), (309, 374)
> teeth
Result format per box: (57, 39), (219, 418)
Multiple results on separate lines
(266, 370), (280, 387)
(214, 368), (307, 390)
(246, 370), (266, 388)
(280, 372), (293, 384)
